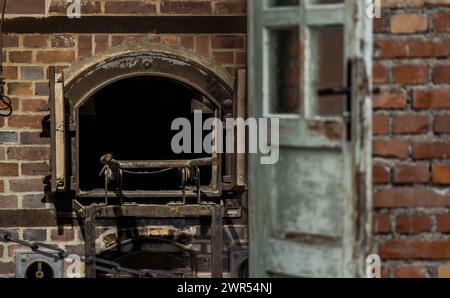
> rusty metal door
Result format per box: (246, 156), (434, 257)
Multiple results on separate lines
(248, 0), (373, 277)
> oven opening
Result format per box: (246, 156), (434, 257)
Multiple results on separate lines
(95, 237), (197, 278)
(78, 76), (214, 194)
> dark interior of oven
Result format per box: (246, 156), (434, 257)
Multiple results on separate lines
(78, 76), (214, 192)
(95, 237), (197, 278)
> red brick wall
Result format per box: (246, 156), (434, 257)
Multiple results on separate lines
(373, 1), (450, 278)
(0, 0), (246, 277)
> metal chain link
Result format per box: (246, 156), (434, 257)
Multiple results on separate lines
(0, 229), (178, 278)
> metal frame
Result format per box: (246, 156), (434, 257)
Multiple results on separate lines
(48, 49), (247, 279)
(74, 201), (224, 278)
(60, 51), (234, 197)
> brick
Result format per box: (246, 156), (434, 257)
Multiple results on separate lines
(379, 240), (450, 259)
(6, 0), (45, 14)
(9, 179), (45, 192)
(392, 64), (427, 84)
(111, 35), (126, 46)
(7, 82), (33, 96)
(162, 35), (178, 45)
(215, 1), (246, 14)
(432, 164), (450, 185)
(0, 180), (4, 192)
(51, 35), (76, 48)
(0, 262), (15, 275)
(20, 132), (50, 145)
(0, 132), (18, 144)
(8, 51), (32, 63)
(21, 66), (44, 80)
(21, 99), (48, 112)
(77, 35), (92, 59)
(211, 36), (244, 49)
(50, 229), (74, 242)
(395, 266), (429, 278)
(391, 14), (427, 34)
(433, 64), (450, 84)
(413, 141), (450, 159)
(180, 36), (194, 49)
(373, 64), (388, 84)
(373, 17), (385, 33)
(36, 50), (75, 63)
(235, 52), (246, 65)
(373, 214), (390, 234)
(373, 139), (408, 159)
(0, 195), (18, 209)
(160, 1), (211, 14)
(21, 163), (50, 176)
(3, 35), (19, 48)
(7, 115), (44, 129)
(373, 164), (390, 184)
(375, 38), (450, 59)
(434, 12), (450, 32)
(213, 51), (234, 64)
(105, 1), (157, 14)
(396, 215), (431, 234)
(49, 1), (100, 14)
(7, 244), (26, 258)
(23, 229), (46, 241)
(7, 147), (50, 161)
(195, 36), (210, 58)
(438, 264), (450, 278)
(373, 91), (407, 110)
(374, 188), (448, 208)
(3, 66), (18, 80)
(94, 35), (109, 54)
(394, 164), (429, 184)
(23, 35), (47, 48)
(434, 114), (450, 133)
(22, 194), (47, 209)
(413, 88), (450, 109)
(0, 163), (18, 176)
(35, 83), (49, 96)
(437, 214), (450, 232)
(393, 114), (428, 134)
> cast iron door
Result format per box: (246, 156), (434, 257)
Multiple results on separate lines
(248, 0), (373, 277)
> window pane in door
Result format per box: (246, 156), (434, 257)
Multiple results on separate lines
(267, 27), (302, 115)
(268, 0), (299, 7)
(309, 0), (343, 4)
(311, 25), (345, 116)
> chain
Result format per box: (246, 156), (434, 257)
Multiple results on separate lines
(0, 229), (178, 278)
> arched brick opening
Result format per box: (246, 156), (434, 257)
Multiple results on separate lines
(60, 42), (234, 196)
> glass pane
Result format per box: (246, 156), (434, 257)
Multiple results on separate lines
(309, 0), (343, 3)
(267, 27), (302, 115)
(311, 25), (345, 116)
(268, 0), (299, 7)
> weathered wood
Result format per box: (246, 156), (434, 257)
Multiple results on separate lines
(248, 0), (372, 278)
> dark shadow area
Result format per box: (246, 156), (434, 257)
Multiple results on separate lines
(79, 76), (212, 192)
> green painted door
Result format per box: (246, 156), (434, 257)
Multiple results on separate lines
(248, 0), (373, 277)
